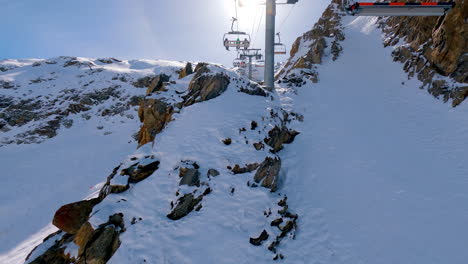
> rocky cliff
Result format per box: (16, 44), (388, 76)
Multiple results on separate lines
(278, 0), (467, 106)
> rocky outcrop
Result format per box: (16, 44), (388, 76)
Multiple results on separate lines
(167, 193), (203, 220)
(145, 74), (170, 95)
(52, 199), (99, 234)
(183, 64), (230, 106)
(254, 157), (281, 191)
(231, 163), (259, 174)
(277, 0), (345, 83)
(264, 126), (300, 153)
(249, 230), (269, 246)
(137, 99), (174, 146)
(27, 233), (74, 264)
(178, 62), (193, 79)
(29, 213), (125, 264)
(120, 160), (160, 183)
(179, 167), (200, 186)
(381, 0), (467, 106)
(81, 226), (121, 264)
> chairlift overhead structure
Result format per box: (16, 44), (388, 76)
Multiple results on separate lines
(274, 32), (287, 55)
(345, 1), (455, 16)
(233, 54), (248, 68)
(223, 17), (251, 50)
(239, 48), (263, 80)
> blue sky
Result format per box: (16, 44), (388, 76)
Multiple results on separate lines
(1, 0), (329, 66)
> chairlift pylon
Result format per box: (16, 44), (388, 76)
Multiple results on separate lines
(223, 17), (251, 50)
(344, 0), (455, 16)
(274, 32), (287, 55)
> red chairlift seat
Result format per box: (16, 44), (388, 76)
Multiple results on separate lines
(346, 1), (455, 16)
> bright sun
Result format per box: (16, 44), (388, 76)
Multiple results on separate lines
(225, 0), (264, 35)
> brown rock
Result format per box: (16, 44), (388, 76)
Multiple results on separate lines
(178, 62), (193, 79)
(231, 163), (259, 174)
(83, 226), (120, 264)
(207, 169), (220, 177)
(179, 167), (200, 186)
(74, 222), (94, 256)
(52, 199), (98, 234)
(222, 138), (232, 145)
(183, 64), (230, 106)
(137, 99), (173, 146)
(146, 74), (170, 95)
(249, 230), (269, 246)
(167, 194), (203, 220)
(264, 126), (300, 153)
(121, 160), (160, 183)
(254, 157), (281, 191)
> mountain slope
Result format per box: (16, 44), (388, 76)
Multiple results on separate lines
(1, 1), (468, 264)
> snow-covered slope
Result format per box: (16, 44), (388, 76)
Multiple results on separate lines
(0, 58), (184, 262)
(2, 2), (468, 264)
(279, 15), (468, 264)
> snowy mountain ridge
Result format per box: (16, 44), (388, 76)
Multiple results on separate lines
(1, 1), (468, 264)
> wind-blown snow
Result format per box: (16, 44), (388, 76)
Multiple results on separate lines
(279, 16), (468, 264)
(1, 11), (468, 264)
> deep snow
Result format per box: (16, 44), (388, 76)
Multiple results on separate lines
(1, 12), (467, 264)
(279, 16), (468, 264)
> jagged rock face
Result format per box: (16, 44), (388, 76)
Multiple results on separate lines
(254, 157), (281, 191)
(137, 99), (174, 146)
(52, 199), (98, 234)
(178, 62), (193, 79)
(264, 126), (300, 153)
(28, 233), (74, 264)
(82, 226), (121, 264)
(179, 167), (200, 186)
(277, 0), (345, 82)
(120, 160), (160, 183)
(183, 65), (230, 106)
(145, 74), (170, 95)
(167, 193), (203, 220)
(381, 0), (467, 106)
(74, 222), (95, 256)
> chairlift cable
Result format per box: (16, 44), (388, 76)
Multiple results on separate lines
(278, 4), (295, 32)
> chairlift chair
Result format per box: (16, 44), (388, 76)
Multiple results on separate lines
(344, 1), (455, 16)
(223, 17), (251, 50)
(274, 33), (287, 55)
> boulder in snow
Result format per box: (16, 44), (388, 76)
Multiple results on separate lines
(254, 157), (281, 191)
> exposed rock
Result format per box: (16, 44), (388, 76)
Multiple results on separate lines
(109, 184), (129, 194)
(222, 138), (232, 145)
(250, 121), (258, 130)
(167, 194), (203, 220)
(97, 58), (122, 64)
(264, 126), (300, 153)
(137, 99), (174, 146)
(146, 74), (170, 95)
(254, 157), (281, 191)
(74, 221), (94, 256)
(27, 233), (74, 264)
(183, 65), (230, 106)
(178, 62), (193, 79)
(231, 163), (259, 174)
(121, 160), (160, 183)
(277, 0), (345, 80)
(179, 167), (200, 186)
(207, 169), (220, 177)
(238, 83), (268, 97)
(270, 218), (283, 227)
(249, 230), (269, 246)
(378, 0), (467, 106)
(52, 199), (98, 234)
(83, 226), (121, 264)
(253, 142), (265, 150)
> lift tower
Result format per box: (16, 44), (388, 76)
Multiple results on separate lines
(264, 0), (298, 91)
